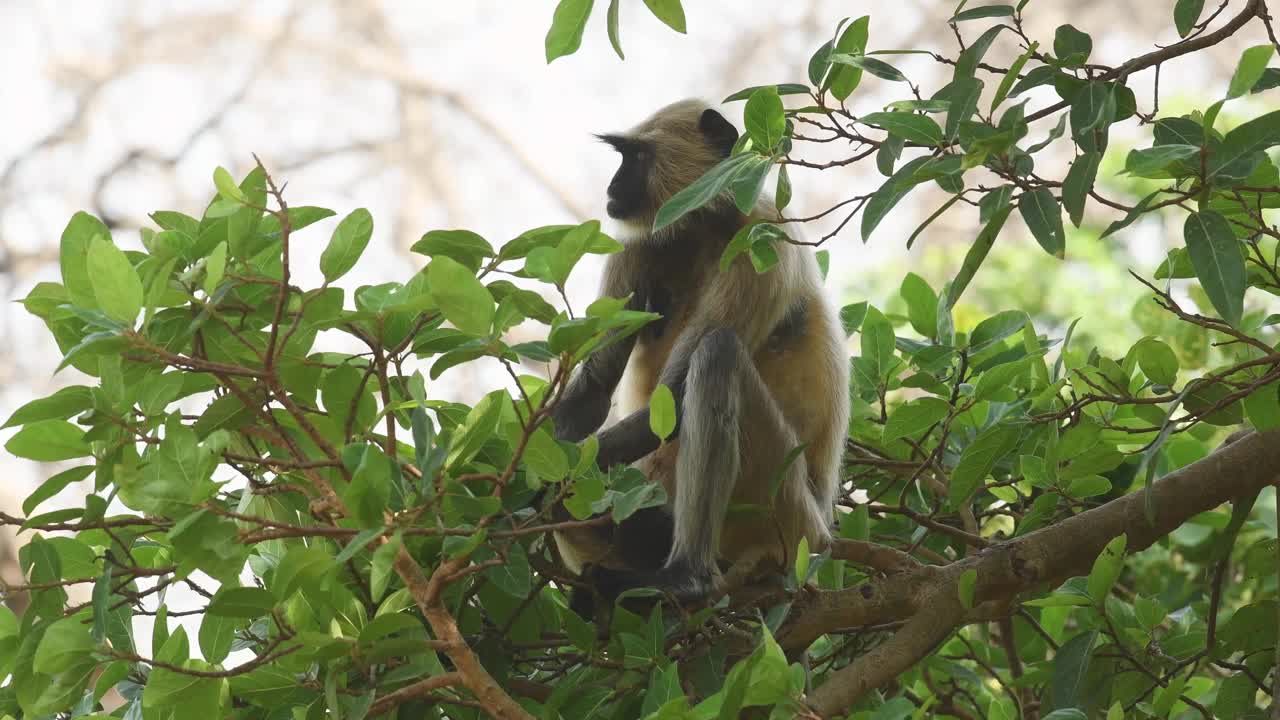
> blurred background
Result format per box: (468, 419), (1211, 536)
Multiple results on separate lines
(0, 0), (1267, 627)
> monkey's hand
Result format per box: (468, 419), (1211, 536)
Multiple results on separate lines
(550, 380), (611, 443)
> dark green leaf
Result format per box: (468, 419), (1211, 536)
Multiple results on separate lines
(1049, 632), (1096, 711)
(859, 112), (944, 145)
(1174, 0), (1205, 38)
(950, 5), (1013, 22)
(829, 54), (906, 83)
(826, 16), (870, 100)
(1123, 144), (1200, 178)
(653, 153), (755, 231)
(1019, 188), (1066, 258)
(1053, 24), (1092, 66)
(1184, 210), (1245, 326)
(1062, 151), (1100, 227)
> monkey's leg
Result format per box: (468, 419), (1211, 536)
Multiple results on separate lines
(590, 327), (810, 602)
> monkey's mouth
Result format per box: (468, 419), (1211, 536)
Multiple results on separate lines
(606, 199), (624, 218)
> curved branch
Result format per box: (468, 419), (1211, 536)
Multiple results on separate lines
(795, 428), (1280, 717)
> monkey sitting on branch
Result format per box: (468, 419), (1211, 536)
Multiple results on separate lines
(548, 99), (850, 608)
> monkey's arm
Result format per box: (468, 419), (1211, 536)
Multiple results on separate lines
(550, 329), (639, 442)
(550, 260), (644, 443)
(594, 258), (794, 469)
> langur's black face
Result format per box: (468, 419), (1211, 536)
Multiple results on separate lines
(598, 135), (653, 220)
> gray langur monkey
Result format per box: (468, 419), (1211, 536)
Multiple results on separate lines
(549, 99), (850, 603)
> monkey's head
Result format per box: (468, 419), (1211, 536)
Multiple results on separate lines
(597, 99), (739, 235)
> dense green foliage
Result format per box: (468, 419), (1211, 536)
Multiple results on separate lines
(4, 0), (1280, 718)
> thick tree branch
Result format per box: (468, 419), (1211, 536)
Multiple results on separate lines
(799, 428), (1280, 717)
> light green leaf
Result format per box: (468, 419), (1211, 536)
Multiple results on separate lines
(5, 420), (89, 462)
(319, 208), (373, 282)
(87, 235), (143, 325)
(883, 398), (950, 444)
(649, 384), (676, 441)
(1087, 534), (1126, 603)
(212, 166), (247, 203)
(203, 241), (227, 295)
(545, 0), (594, 62)
(744, 86), (785, 151)
(958, 568), (977, 609)
(642, 0), (686, 33)
(1227, 45), (1275, 99)
(427, 256), (495, 336)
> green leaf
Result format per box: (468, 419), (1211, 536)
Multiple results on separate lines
(653, 152), (755, 232)
(1214, 672), (1258, 720)
(957, 569), (977, 609)
(606, 0), (624, 58)
(87, 235), (143, 325)
(829, 53), (906, 83)
(744, 86), (785, 151)
(723, 83), (811, 103)
(485, 543), (533, 596)
(862, 157), (929, 241)
(319, 208), (373, 282)
(1086, 534), (1126, 602)
(1208, 109), (1280, 178)
(860, 306), (896, 382)
(840, 301), (868, 336)
(1174, 0), (1205, 37)
(60, 212), (111, 309)
(411, 230), (495, 272)
(1227, 44), (1275, 99)
(6, 420), (89, 462)
(34, 618), (95, 674)
(1244, 381), (1280, 431)
(949, 424), (1019, 509)
(545, 0), (594, 62)
(946, 202), (1011, 308)
(427, 256), (495, 336)
(642, 0), (686, 33)
(1019, 188), (1066, 258)
(203, 241), (227, 295)
(973, 358), (1030, 402)
(370, 534), (400, 601)
(991, 41), (1038, 112)
(794, 536), (811, 586)
(206, 587), (275, 618)
(3, 386), (92, 429)
(1061, 151), (1100, 227)
(859, 112), (944, 145)
(1053, 24), (1092, 66)
(649, 384), (676, 441)
(23, 466), (93, 515)
(1184, 210), (1245, 326)
(1049, 631), (1096, 712)
(212, 166), (247, 203)
(1123, 144), (1199, 178)
(950, 5), (1013, 21)
(198, 615), (236, 665)
(900, 273), (939, 338)
(144, 665), (222, 715)
(826, 16), (870, 100)
(1134, 337), (1178, 386)
(969, 310), (1027, 351)
(883, 397), (950, 444)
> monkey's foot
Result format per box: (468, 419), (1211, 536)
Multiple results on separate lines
(584, 560), (716, 607)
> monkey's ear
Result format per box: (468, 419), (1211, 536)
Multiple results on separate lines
(699, 109), (739, 158)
